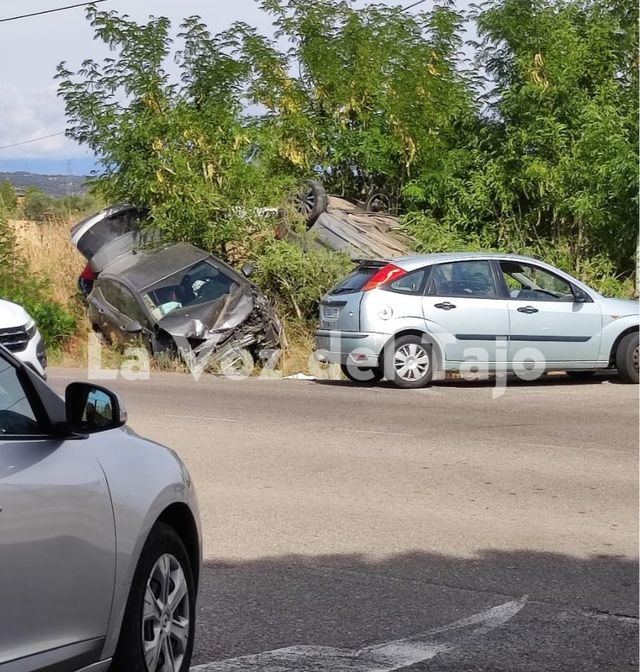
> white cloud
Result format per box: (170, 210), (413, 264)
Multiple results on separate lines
(0, 85), (85, 158)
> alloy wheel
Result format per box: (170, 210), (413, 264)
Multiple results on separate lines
(394, 343), (430, 382)
(294, 186), (316, 218)
(633, 345), (639, 373)
(142, 553), (190, 672)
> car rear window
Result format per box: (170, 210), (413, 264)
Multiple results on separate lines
(330, 264), (383, 295)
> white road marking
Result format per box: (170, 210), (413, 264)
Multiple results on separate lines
(192, 596), (527, 671)
(166, 414), (237, 423)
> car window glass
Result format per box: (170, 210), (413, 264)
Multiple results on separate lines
(389, 269), (426, 294)
(119, 285), (147, 325)
(500, 262), (574, 302)
(0, 360), (43, 436)
(330, 265), (381, 295)
(99, 279), (121, 308)
(144, 260), (239, 319)
(428, 261), (497, 298)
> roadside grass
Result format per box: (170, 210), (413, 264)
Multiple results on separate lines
(11, 218), (85, 306)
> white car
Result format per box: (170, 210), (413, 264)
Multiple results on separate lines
(0, 298), (47, 377)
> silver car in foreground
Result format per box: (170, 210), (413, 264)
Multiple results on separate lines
(315, 253), (639, 388)
(0, 346), (201, 672)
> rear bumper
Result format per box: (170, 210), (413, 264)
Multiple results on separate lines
(314, 329), (387, 366)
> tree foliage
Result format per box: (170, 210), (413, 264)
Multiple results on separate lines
(56, 0), (639, 308)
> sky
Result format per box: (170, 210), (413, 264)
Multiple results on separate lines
(0, 0), (455, 175)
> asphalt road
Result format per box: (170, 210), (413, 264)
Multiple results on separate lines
(50, 368), (639, 672)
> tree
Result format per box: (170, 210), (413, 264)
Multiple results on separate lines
(232, 0), (473, 204)
(0, 180), (17, 213)
(23, 187), (55, 222)
(56, 8), (294, 256)
(409, 0), (638, 281)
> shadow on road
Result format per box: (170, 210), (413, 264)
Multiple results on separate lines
(193, 548), (638, 671)
(314, 372), (623, 389)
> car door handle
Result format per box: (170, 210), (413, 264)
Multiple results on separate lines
(97, 307), (105, 314)
(434, 302), (456, 310)
(517, 306), (539, 314)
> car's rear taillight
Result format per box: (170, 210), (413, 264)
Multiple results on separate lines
(362, 264), (406, 291)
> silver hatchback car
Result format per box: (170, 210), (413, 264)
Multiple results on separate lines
(315, 253), (640, 388)
(0, 346), (201, 672)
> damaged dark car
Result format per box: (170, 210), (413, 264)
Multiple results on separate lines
(71, 206), (281, 361)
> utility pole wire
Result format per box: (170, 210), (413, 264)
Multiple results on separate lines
(0, 132), (66, 151)
(399, 0), (428, 12)
(0, 0), (107, 23)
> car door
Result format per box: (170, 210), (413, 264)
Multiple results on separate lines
(496, 260), (603, 363)
(89, 277), (122, 342)
(422, 260), (510, 363)
(0, 355), (116, 669)
(117, 283), (155, 347)
(92, 277), (147, 345)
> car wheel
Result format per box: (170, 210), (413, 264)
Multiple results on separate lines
(616, 331), (639, 384)
(365, 190), (392, 213)
(565, 370), (596, 380)
(387, 335), (433, 389)
(340, 364), (383, 384)
(111, 522), (195, 672)
(294, 179), (328, 226)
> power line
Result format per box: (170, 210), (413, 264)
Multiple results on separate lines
(399, 0), (428, 11)
(0, 132), (66, 151)
(0, 1), (107, 23)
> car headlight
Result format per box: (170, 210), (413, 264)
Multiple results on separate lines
(25, 317), (37, 339)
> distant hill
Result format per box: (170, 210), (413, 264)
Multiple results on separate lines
(0, 171), (87, 197)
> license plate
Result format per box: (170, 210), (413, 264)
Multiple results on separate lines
(322, 306), (340, 321)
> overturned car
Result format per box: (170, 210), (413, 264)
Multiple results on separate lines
(71, 206), (281, 362)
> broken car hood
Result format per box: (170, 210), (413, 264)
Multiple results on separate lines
(156, 285), (255, 339)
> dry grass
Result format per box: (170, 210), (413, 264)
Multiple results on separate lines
(278, 320), (317, 376)
(10, 217), (93, 364)
(11, 218), (85, 306)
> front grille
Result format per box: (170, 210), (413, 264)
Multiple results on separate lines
(0, 325), (30, 353)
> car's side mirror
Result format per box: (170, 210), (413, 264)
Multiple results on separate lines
(241, 263), (254, 278)
(65, 382), (127, 434)
(573, 287), (591, 303)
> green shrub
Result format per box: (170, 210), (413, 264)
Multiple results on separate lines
(23, 188), (55, 221)
(20, 188), (100, 222)
(253, 239), (353, 323)
(403, 213), (636, 298)
(0, 181), (17, 214)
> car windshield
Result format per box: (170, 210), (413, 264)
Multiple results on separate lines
(143, 260), (240, 320)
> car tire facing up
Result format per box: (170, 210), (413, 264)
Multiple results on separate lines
(387, 335), (433, 389)
(616, 331), (639, 384)
(111, 522), (195, 672)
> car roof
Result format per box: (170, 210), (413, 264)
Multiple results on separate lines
(100, 242), (210, 291)
(390, 251), (548, 272)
